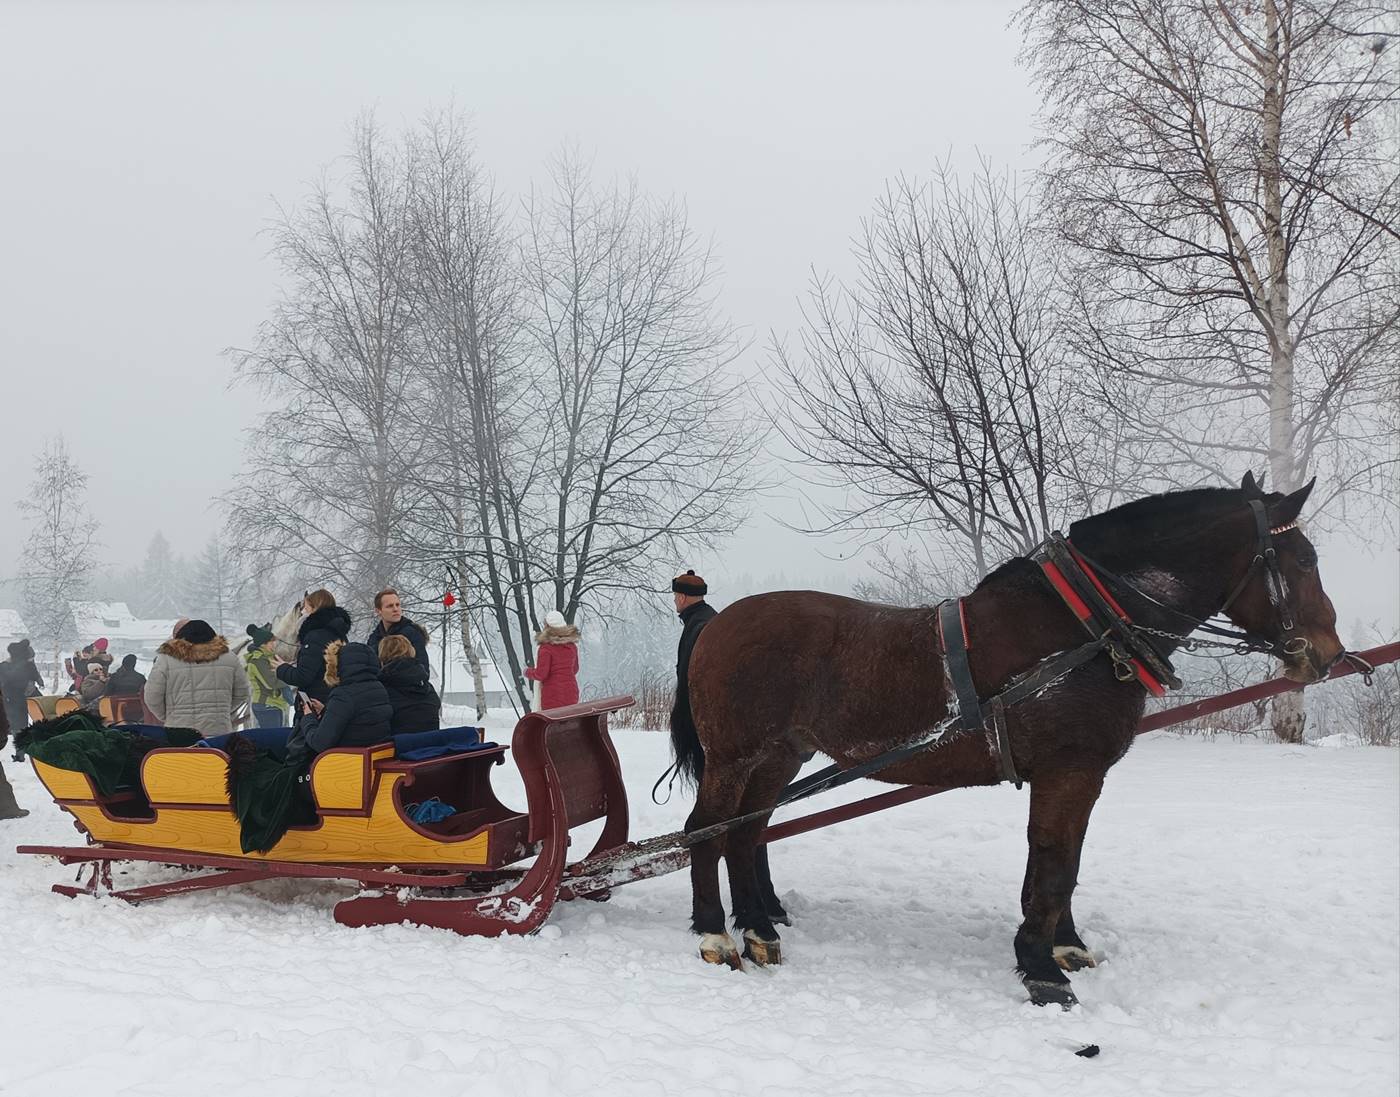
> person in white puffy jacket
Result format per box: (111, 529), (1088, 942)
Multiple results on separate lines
(145, 619), (251, 736)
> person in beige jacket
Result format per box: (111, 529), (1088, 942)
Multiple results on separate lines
(145, 619), (251, 736)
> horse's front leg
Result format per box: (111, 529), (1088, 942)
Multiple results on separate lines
(1016, 768), (1105, 1008)
(1024, 831), (1099, 972)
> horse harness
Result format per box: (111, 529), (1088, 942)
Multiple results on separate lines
(682, 502), (1344, 846)
(936, 499), (1309, 788)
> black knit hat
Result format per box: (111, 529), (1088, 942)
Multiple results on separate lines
(671, 569), (708, 596)
(7, 639), (32, 659)
(247, 623), (275, 648)
(176, 619), (217, 644)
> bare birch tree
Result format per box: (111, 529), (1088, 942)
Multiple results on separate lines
(504, 155), (758, 678)
(17, 437), (100, 682)
(226, 116), (424, 608)
(1021, 0), (1399, 740)
(775, 162), (1111, 587)
(399, 112), (525, 715)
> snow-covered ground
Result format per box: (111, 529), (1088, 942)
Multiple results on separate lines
(1, 730), (1396, 1097)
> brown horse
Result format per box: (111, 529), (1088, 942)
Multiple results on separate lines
(676, 476), (1344, 1006)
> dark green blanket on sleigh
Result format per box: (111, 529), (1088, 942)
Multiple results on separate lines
(17, 713), (312, 854)
(16, 712), (202, 795)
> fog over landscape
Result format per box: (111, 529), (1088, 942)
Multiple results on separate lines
(2, 1), (1394, 637)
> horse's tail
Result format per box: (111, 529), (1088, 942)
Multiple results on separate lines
(669, 686), (704, 787)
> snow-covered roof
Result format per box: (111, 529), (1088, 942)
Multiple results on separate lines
(68, 601), (177, 648)
(0, 609), (27, 641)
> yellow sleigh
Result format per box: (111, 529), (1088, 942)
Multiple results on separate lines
(19, 698), (635, 935)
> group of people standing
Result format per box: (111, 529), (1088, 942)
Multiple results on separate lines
(0, 568), (707, 825)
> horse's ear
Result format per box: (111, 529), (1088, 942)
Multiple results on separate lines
(1240, 470), (1264, 497)
(1268, 477), (1315, 529)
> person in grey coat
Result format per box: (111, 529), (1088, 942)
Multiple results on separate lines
(144, 619), (251, 736)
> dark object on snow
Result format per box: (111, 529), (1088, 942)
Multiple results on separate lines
(1075, 1045), (1100, 1058)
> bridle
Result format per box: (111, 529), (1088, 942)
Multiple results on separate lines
(1068, 499), (1312, 664)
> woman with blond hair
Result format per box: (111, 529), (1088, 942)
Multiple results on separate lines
(378, 634), (441, 734)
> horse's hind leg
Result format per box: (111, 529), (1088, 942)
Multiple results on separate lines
(685, 757), (755, 969)
(754, 845), (790, 926)
(1015, 768), (1105, 1008)
(726, 750), (803, 964)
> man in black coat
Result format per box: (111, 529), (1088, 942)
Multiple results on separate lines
(672, 569), (716, 743)
(366, 589), (430, 672)
(107, 654), (147, 697)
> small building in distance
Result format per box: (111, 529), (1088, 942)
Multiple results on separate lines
(68, 601), (177, 665)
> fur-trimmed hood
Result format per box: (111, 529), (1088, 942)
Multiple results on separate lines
(299, 605), (353, 643)
(324, 640), (380, 687)
(534, 622), (581, 646)
(157, 635), (231, 664)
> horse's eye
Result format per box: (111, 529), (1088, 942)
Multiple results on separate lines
(1297, 550), (1318, 571)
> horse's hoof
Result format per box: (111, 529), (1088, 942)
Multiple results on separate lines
(1026, 979), (1078, 1009)
(699, 933), (744, 970)
(1053, 945), (1097, 971)
(742, 930), (782, 966)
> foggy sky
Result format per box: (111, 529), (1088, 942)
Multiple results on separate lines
(1, 0), (1394, 636)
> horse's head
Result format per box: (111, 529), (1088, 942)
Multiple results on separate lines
(1225, 473), (1344, 683)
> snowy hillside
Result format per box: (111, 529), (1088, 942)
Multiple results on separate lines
(1, 732), (1396, 1097)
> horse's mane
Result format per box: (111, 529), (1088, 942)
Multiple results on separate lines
(972, 487), (1244, 591)
(1068, 487), (1242, 546)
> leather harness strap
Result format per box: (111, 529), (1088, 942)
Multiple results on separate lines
(938, 599), (984, 732)
(1035, 536), (1180, 695)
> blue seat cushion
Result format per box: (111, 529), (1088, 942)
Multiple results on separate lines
(393, 726), (496, 761)
(200, 728), (295, 757)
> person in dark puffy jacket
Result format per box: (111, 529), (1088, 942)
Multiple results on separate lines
(287, 641), (393, 764)
(106, 654), (147, 697)
(0, 639), (44, 734)
(378, 634), (441, 734)
(273, 589), (352, 707)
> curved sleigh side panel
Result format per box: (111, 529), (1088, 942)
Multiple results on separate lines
(333, 695), (633, 937)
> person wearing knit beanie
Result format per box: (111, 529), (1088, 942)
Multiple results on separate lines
(670, 566), (716, 780)
(244, 623), (288, 728)
(671, 569), (708, 598)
